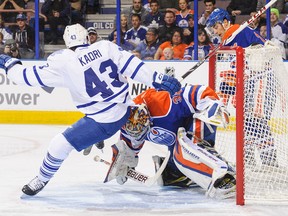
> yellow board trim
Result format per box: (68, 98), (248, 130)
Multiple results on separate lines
(0, 110), (84, 124)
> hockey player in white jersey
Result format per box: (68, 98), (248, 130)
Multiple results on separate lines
(0, 23), (181, 196)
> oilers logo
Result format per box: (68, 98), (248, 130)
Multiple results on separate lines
(147, 126), (176, 146)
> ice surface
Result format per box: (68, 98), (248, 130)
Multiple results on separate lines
(0, 124), (287, 216)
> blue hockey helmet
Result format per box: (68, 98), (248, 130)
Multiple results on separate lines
(206, 8), (231, 27)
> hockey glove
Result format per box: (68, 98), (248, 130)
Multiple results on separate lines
(152, 72), (181, 96)
(0, 54), (22, 73)
(104, 140), (138, 184)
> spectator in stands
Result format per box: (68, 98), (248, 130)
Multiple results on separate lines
(162, 47), (174, 60)
(226, 0), (257, 24)
(41, 0), (71, 45)
(249, 11), (265, 33)
(270, 8), (288, 59)
(198, 0), (216, 28)
(175, 0), (194, 29)
(122, 0), (149, 29)
(3, 38), (20, 58)
(259, 24), (267, 39)
(108, 14), (129, 42)
(260, 22), (286, 59)
(69, 0), (86, 25)
(285, 0), (288, 13)
(112, 30), (134, 52)
(182, 14), (194, 45)
(158, 10), (182, 43)
(271, 8), (288, 44)
(183, 28), (212, 60)
(0, 0), (26, 23)
(0, 32), (4, 53)
(143, 0), (164, 28)
(87, 27), (101, 44)
(124, 13), (148, 48)
(134, 27), (160, 60)
(13, 13), (34, 59)
(0, 14), (13, 42)
(257, 0), (284, 14)
(154, 28), (187, 60)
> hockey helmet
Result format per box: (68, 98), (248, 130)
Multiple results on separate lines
(124, 104), (151, 138)
(206, 8), (231, 27)
(63, 23), (88, 49)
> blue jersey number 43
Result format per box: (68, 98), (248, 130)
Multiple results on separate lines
(84, 59), (124, 98)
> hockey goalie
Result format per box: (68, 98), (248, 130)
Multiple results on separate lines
(104, 85), (236, 199)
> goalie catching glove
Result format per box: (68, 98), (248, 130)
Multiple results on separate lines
(104, 140), (138, 185)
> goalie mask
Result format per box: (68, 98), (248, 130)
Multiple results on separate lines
(124, 104), (151, 138)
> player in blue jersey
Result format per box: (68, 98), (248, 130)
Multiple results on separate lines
(0, 23), (181, 196)
(105, 85), (236, 199)
(206, 8), (265, 47)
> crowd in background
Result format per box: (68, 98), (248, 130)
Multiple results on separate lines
(0, 0), (287, 60)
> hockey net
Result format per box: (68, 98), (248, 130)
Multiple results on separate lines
(209, 42), (288, 205)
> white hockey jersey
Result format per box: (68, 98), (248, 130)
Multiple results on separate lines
(7, 41), (160, 123)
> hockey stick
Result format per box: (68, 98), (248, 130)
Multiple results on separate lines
(94, 150), (171, 186)
(179, 0), (277, 82)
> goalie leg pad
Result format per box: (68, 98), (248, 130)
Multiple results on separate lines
(175, 127), (236, 198)
(104, 140), (138, 184)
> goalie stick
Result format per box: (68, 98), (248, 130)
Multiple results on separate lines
(179, 0), (277, 82)
(94, 150), (171, 186)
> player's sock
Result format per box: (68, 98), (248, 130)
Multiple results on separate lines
(39, 152), (65, 182)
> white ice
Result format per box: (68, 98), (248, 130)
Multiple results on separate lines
(0, 124), (287, 216)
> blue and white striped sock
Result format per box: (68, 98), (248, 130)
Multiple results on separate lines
(38, 152), (64, 182)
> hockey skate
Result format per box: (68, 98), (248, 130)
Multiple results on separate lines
(22, 176), (48, 196)
(153, 155), (194, 188)
(207, 173), (236, 199)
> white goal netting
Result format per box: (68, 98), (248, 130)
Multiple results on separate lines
(210, 42), (288, 202)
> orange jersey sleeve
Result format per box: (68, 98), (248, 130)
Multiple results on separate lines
(222, 24), (240, 41)
(133, 89), (171, 117)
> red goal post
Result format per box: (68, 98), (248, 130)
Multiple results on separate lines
(209, 43), (288, 205)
